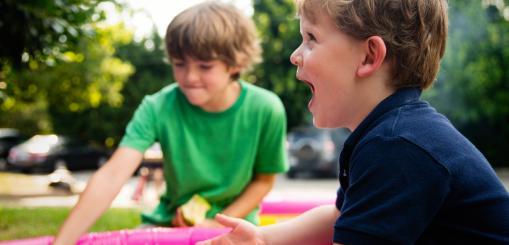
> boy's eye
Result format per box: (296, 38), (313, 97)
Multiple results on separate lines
(307, 32), (316, 41)
(173, 61), (185, 67)
(199, 64), (213, 70)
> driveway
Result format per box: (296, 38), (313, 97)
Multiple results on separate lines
(1, 169), (508, 208)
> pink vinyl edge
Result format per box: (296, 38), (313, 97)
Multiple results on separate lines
(1, 199), (334, 244)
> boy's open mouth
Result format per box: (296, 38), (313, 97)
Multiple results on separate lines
(303, 81), (315, 93)
(302, 80), (315, 109)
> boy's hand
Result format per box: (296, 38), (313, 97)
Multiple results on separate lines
(196, 214), (266, 245)
(195, 218), (224, 228)
(171, 207), (190, 227)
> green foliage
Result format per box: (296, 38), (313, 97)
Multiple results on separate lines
(0, 206), (140, 240)
(107, 31), (172, 146)
(0, 23), (134, 144)
(42, 29), (171, 147)
(252, 0), (310, 129)
(0, 1), (170, 148)
(424, 0), (509, 167)
(116, 31), (172, 112)
(46, 24), (134, 144)
(0, 0), (112, 70)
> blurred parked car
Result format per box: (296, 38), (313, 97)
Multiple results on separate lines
(0, 128), (26, 170)
(286, 126), (350, 179)
(7, 134), (109, 173)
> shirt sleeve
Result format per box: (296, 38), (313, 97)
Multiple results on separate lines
(253, 95), (288, 174)
(119, 96), (157, 153)
(334, 136), (451, 244)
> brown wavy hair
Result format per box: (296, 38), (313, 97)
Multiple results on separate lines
(165, 2), (262, 80)
(296, 0), (448, 89)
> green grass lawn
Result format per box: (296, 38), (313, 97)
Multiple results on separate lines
(0, 206), (142, 241)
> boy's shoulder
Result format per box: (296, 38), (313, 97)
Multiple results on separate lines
(135, 83), (182, 115)
(150, 82), (179, 97)
(242, 81), (283, 105)
(241, 81), (285, 115)
(143, 83), (180, 103)
(365, 100), (484, 167)
(368, 100), (459, 145)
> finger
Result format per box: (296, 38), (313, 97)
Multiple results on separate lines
(197, 219), (223, 228)
(174, 208), (189, 227)
(177, 214), (189, 227)
(175, 209), (184, 226)
(172, 210), (180, 227)
(209, 219), (224, 228)
(214, 213), (242, 228)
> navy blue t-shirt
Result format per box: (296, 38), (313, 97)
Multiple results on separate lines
(334, 88), (509, 244)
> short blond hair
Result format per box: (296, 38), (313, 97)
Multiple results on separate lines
(296, 0), (448, 89)
(165, 1), (262, 79)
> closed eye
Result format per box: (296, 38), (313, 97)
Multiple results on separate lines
(199, 64), (213, 70)
(172, 59), (185, 67)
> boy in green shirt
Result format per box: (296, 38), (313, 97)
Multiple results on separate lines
(54, 2), (287, 244)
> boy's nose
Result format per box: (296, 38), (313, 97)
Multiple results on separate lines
(290, 50), (302, 66)
(185, 69), (199, 83)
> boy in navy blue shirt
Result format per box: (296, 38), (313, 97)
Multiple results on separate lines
(198, 0), (509, 244)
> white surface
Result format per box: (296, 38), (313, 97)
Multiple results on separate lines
(102, 0), (253, 39)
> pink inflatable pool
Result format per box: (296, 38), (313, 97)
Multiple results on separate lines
(261, 198), (333, 214)
(0, 228), (230, 245)
(1, 199), (334, 245)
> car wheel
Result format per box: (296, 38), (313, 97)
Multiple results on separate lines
(21, 168), (33, 174)
(314, 170), (337, 179)
(0, 159), (6, 171)
(286, 169), (298, 179)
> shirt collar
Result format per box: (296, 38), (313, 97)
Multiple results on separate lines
(344, 87), (422, 152)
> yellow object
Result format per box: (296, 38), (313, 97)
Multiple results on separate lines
(259, 214), (297, 226)
(181, 194), (211, 225)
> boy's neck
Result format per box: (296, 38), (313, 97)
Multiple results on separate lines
(349, 71), (395, 131)
(199, 80), (241, 112)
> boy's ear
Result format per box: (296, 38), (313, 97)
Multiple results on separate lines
(357, 36), (386, 78)
(228, 66), (241, 75)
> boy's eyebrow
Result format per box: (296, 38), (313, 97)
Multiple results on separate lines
(300, 22), (316, 34)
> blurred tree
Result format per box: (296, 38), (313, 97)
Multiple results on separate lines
(425, 0), (509, 167)
(46, 24), (134, 145)
(252, 0), (310, 130)
(0, 0), (112, 70)
(115, 31), (172, 115)
(0, 23), (134, 144)
(108, 30), (172, 147)
(37, 28), (171, 148)
(0, 0), (120, 139)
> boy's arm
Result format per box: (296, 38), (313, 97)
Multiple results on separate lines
(53, 147), (143, 245)
(221, 173), (276, 219)
(197, 204), (340, 245)
(261, 204), (339, 244)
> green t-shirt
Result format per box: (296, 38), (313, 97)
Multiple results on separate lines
(119, 81), (288, 226)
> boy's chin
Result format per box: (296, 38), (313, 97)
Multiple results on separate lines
(185, 95), (207, 106)
(312, 117), (338, 129)
(312, 118), (327, 129)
